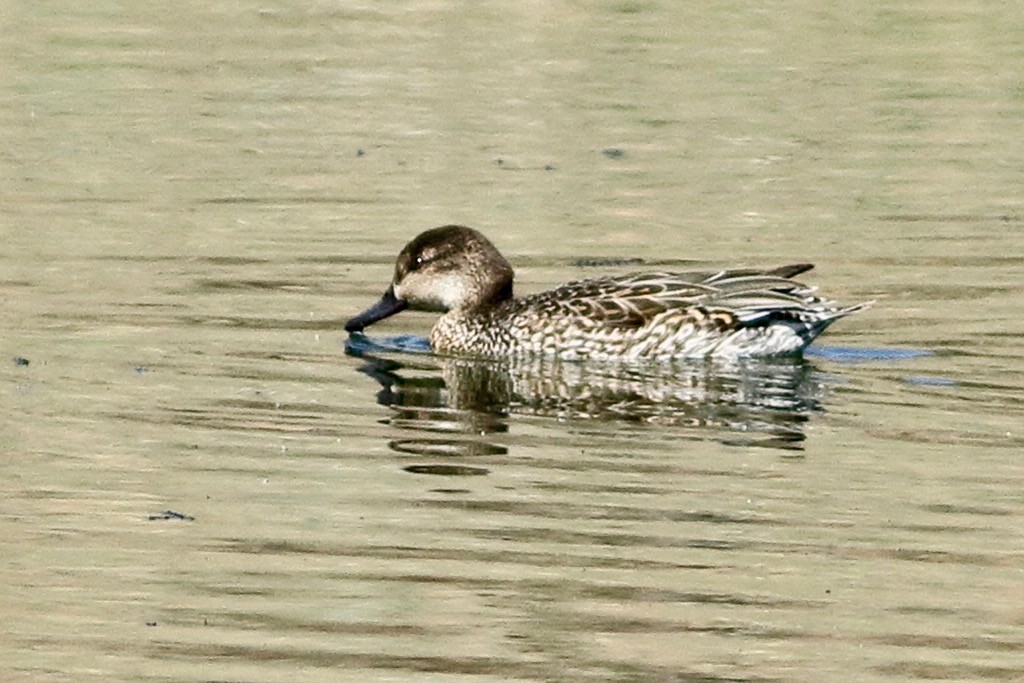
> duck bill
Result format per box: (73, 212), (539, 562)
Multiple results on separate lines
(345, 285), (408, 333)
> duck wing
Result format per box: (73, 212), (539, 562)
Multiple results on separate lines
(522, 264), (856, 331)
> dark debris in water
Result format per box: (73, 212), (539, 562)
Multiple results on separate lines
(602, 147), (625, 158)
(573, 256), (645, 268)
(148, 510), (195, 522)
(492, 158), (556, 171)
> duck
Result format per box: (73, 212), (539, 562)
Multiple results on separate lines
(345, 225), (870, 360)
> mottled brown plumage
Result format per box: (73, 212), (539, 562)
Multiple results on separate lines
(345, 226), (870, 360)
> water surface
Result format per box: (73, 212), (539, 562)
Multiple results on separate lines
(3, 2), (1023, 681)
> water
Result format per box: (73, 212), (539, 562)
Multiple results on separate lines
(3, 2), (1024, 681)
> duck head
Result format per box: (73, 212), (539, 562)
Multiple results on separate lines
(345, 225), (514, 333)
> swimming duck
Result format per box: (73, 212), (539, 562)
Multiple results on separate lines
(345, 225), (870, 360)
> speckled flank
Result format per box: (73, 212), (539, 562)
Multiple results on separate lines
(347, 226), (871, 360)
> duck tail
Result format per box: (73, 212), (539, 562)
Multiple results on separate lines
(815, 300), (874, 327)
(766, 263), (814, 279)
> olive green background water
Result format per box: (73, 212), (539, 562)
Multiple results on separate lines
(2, 2), (1023, 681)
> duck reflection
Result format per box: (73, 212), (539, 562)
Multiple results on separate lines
(347, 334), (835, 455)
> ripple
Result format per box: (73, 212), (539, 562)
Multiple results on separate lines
(902, 375), (958, 386)
(389, 439), (507, 457)
(807, 345), (934, 363)
(403, 464), (491, 476)
(346, 333), (431, 355)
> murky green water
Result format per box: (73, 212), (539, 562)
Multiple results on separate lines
(3, 2), (1023, 681)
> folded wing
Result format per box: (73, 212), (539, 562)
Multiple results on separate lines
(525, 264), (860, 333)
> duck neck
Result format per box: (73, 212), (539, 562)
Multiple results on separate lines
(461, 264), (514, 314)
(489, 275), (514, 305)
